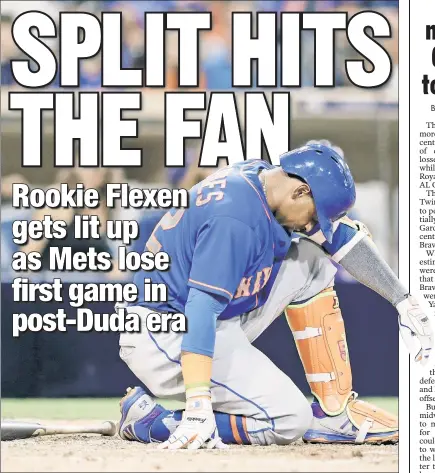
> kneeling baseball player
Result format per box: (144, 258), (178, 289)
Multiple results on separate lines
(117, 143), (432, 449)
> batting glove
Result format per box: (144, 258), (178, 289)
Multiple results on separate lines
(397, 295), (433, 366)
(353, 220), (373, 239)
(158, 390), (226, 450)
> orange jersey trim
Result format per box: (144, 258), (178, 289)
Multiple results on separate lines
(240, 171), (271, 222)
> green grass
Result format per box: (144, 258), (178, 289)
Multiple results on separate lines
(1, 397), (398, 421)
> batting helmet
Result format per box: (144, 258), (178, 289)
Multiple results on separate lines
(280, 143), (356, 243)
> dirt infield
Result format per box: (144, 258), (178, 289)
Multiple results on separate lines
(1, 420), (398, 473)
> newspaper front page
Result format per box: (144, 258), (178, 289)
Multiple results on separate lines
(0, 0), (430, 472)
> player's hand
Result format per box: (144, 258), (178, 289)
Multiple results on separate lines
(353, 220), (372, 239)
(397, 295), (433, 366)
(158, 392), (226, 450)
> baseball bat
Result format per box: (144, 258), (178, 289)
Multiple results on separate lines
(1, 420), (117, 441)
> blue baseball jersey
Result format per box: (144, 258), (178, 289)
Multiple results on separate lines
(131, 160), (293, 319)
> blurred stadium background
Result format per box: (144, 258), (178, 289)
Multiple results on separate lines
(1, 0), (399, 414)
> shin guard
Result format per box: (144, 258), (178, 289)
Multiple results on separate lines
(285, 288), (352, 416)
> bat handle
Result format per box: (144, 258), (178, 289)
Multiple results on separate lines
(43, 421), (117, 437)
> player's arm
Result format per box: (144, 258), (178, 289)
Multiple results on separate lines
(183, 215), (256, 399)
(301, 217), (405, 304)
(302, 217), (433, 366)
(180, 288), (226, 392)
(159, 217), (256, 450)
(337, 234), (433, 366)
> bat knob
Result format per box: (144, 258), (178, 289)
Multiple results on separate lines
(102, 421), (117, 436)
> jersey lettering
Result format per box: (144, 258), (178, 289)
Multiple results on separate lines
(234, 266), (272, 299)
(196, 170), (230, 207)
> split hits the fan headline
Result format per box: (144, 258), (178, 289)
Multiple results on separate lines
(9, 10), (393, 167)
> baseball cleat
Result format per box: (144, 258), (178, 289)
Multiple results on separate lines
(118, 386), (164, 443)
(303, 395), (398, 445)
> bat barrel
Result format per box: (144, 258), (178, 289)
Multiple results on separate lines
(1, 420), (117, 441)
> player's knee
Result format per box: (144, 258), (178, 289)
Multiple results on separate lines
(274, 396), (313, 444)
(289, 239), (337, 301)
(297, 238), (332, 268)
(146, 383), (165, 399)
(296, 399), (314, 438)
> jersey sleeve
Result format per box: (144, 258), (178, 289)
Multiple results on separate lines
(300, 216), (366, 263)
(188, 217), (256, 301)
(181, 288), (228, 357)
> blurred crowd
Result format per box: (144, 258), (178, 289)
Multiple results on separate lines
(2, 0), (399, 89)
